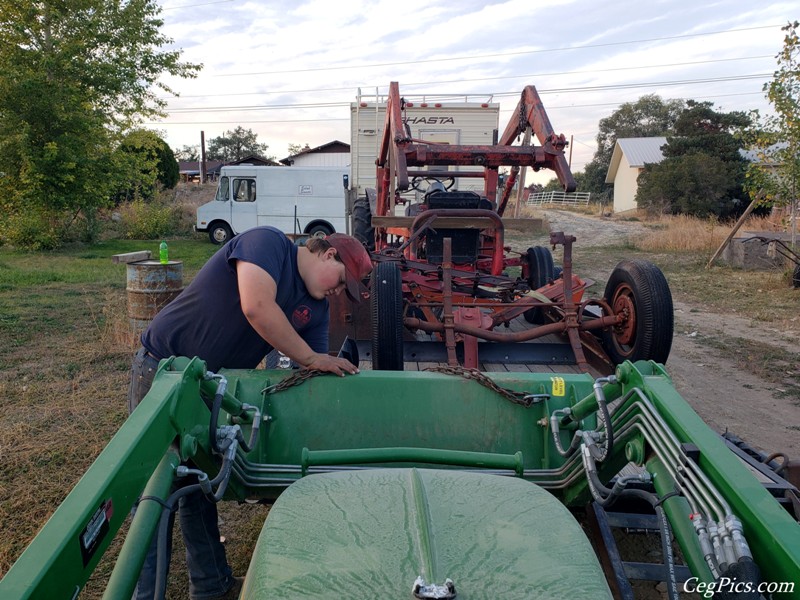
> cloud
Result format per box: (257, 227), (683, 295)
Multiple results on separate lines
(152, 0), (791, 176)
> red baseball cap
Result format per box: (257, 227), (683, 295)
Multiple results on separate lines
(327, 233), (373, 303)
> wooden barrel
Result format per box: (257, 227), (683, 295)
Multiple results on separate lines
(126, 260), (184, 332)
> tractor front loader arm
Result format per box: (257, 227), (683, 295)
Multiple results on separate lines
(0, 356), (253, 600)
(499, 85), (577, 193)
(376, 81), (411, 216)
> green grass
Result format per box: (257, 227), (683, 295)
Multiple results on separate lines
(0, 239), (217, 289)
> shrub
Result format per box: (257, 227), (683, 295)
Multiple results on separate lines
(117, 198), (177, 239)
(1, 207), (63, 250)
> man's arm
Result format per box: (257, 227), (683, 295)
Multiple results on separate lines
(236, 260), (358, 376)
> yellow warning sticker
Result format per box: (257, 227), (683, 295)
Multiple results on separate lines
(550, 377), (565, 397)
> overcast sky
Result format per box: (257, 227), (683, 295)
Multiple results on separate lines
(151, 0), (795, 180)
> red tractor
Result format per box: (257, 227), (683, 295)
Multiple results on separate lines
(332, 82), (673, 373)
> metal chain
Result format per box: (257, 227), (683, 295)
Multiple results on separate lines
(262, 369), (328, 395)
(263, 365), (549, 408)
(423, 365), (549, 408)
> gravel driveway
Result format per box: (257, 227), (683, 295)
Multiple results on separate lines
(536, 208), (799, 457)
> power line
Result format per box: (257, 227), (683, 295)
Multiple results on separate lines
(164, 54), (774, 101)
(160, 73), (771, 114)
(211, 24), (780, 77)
(149, 91), (766, 127)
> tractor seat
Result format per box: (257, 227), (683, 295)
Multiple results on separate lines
(425, 191), (482, 264)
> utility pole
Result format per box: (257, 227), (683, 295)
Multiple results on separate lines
(200, 131), (206, 184)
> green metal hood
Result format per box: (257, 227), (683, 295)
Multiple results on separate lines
(242, 468), (612, 599)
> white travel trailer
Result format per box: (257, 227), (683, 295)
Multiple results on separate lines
(196, 165), (350, 244)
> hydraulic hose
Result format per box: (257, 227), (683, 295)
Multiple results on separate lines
(206, 374), (227, 455)
(153, 444), (237, 600)
(550, 408), (582, 458)
(584, 469), (679, 600)
(591, 377), (615, 462)
(153, 481), (203, 600)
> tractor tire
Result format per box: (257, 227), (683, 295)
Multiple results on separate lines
(523, 246), (555, 324)
(371, 261), (404, 370)
(792, 263), (800, 289)
(601, 259), (674, 366)
(353, 197), (375, 251)
(209, 221), (233, 245)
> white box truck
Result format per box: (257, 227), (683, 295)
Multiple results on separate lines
(350, 90), (500, 200)
(196, 165), (350, 244)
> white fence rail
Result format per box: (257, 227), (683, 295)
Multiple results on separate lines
(527, 191), (591, 206)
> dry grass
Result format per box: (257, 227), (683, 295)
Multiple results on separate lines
(631, 213), (798, 253)
(631, 214), (731, 252)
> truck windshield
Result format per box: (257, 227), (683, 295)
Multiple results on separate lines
(215, 177), (229, 201)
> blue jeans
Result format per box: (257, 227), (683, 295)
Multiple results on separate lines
(129, 348), (235, 599)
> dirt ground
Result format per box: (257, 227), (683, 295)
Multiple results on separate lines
(540, 208), (800, 457)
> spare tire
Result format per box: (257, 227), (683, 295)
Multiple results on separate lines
(601, 259), (674, 365)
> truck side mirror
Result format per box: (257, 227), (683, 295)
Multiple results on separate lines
(343, 174), (349, 189)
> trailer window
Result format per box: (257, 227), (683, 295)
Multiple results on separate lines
(215, 176), (230, 201)
(233, 178), (256, 202)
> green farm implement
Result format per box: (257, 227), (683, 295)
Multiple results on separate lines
(2, 357), (798, 598)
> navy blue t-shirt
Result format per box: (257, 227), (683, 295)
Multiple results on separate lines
(141, 227), (329, 372)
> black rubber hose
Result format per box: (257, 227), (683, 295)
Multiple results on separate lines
(714, 557), (761, 599)
(153, 482), (203, 600)
(586, 473), (679, 600)
(209, 391), (223, 454)
(623, 489), (679, 600)
(595, 395), (614, 461)
(153, 454), (235, 599)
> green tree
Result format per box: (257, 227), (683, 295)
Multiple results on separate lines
(0, 1), (199, 248)
(207, 126), (271, 162)
(582, 95), (685, 200)
(115, 130), (178, 202)
(744, 21), (800, 240)
(287, 143), (310, 156)
(174, 144), (200, 161)
(637, 101), (751, 217)
(637, 154), (742, 217)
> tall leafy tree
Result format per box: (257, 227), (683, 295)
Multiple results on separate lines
(637, 101), (751, 217)
(0, 1), (199, 248)
(115, 130), (178, 202)
(174, 144), (200, 161)
(581, 95), (685, 199)
(207, 126), (271, 162)
(744, 21), (800, 241)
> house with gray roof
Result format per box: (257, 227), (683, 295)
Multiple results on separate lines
(279, 140), (350, 167)
(605, 137), (667, 213)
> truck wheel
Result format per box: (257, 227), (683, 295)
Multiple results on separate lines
(371, 262), (404, 370)
(353, 197), (374, 250)
(306, 223), (333, 236)
(209, 222), (233, 245)
(523, 246), (555, 324)
(601, 260), (674, 365)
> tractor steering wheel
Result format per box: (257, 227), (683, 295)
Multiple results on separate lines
(410, 175), (456, 193)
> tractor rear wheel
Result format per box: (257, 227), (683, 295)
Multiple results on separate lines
(371, 262), (404, 370)
(524, 246), (555, 324)
(601, 260), (673, 365)
(353, 197), (375, 251)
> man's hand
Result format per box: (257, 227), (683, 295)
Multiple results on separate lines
(305, 353), (360, 377)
